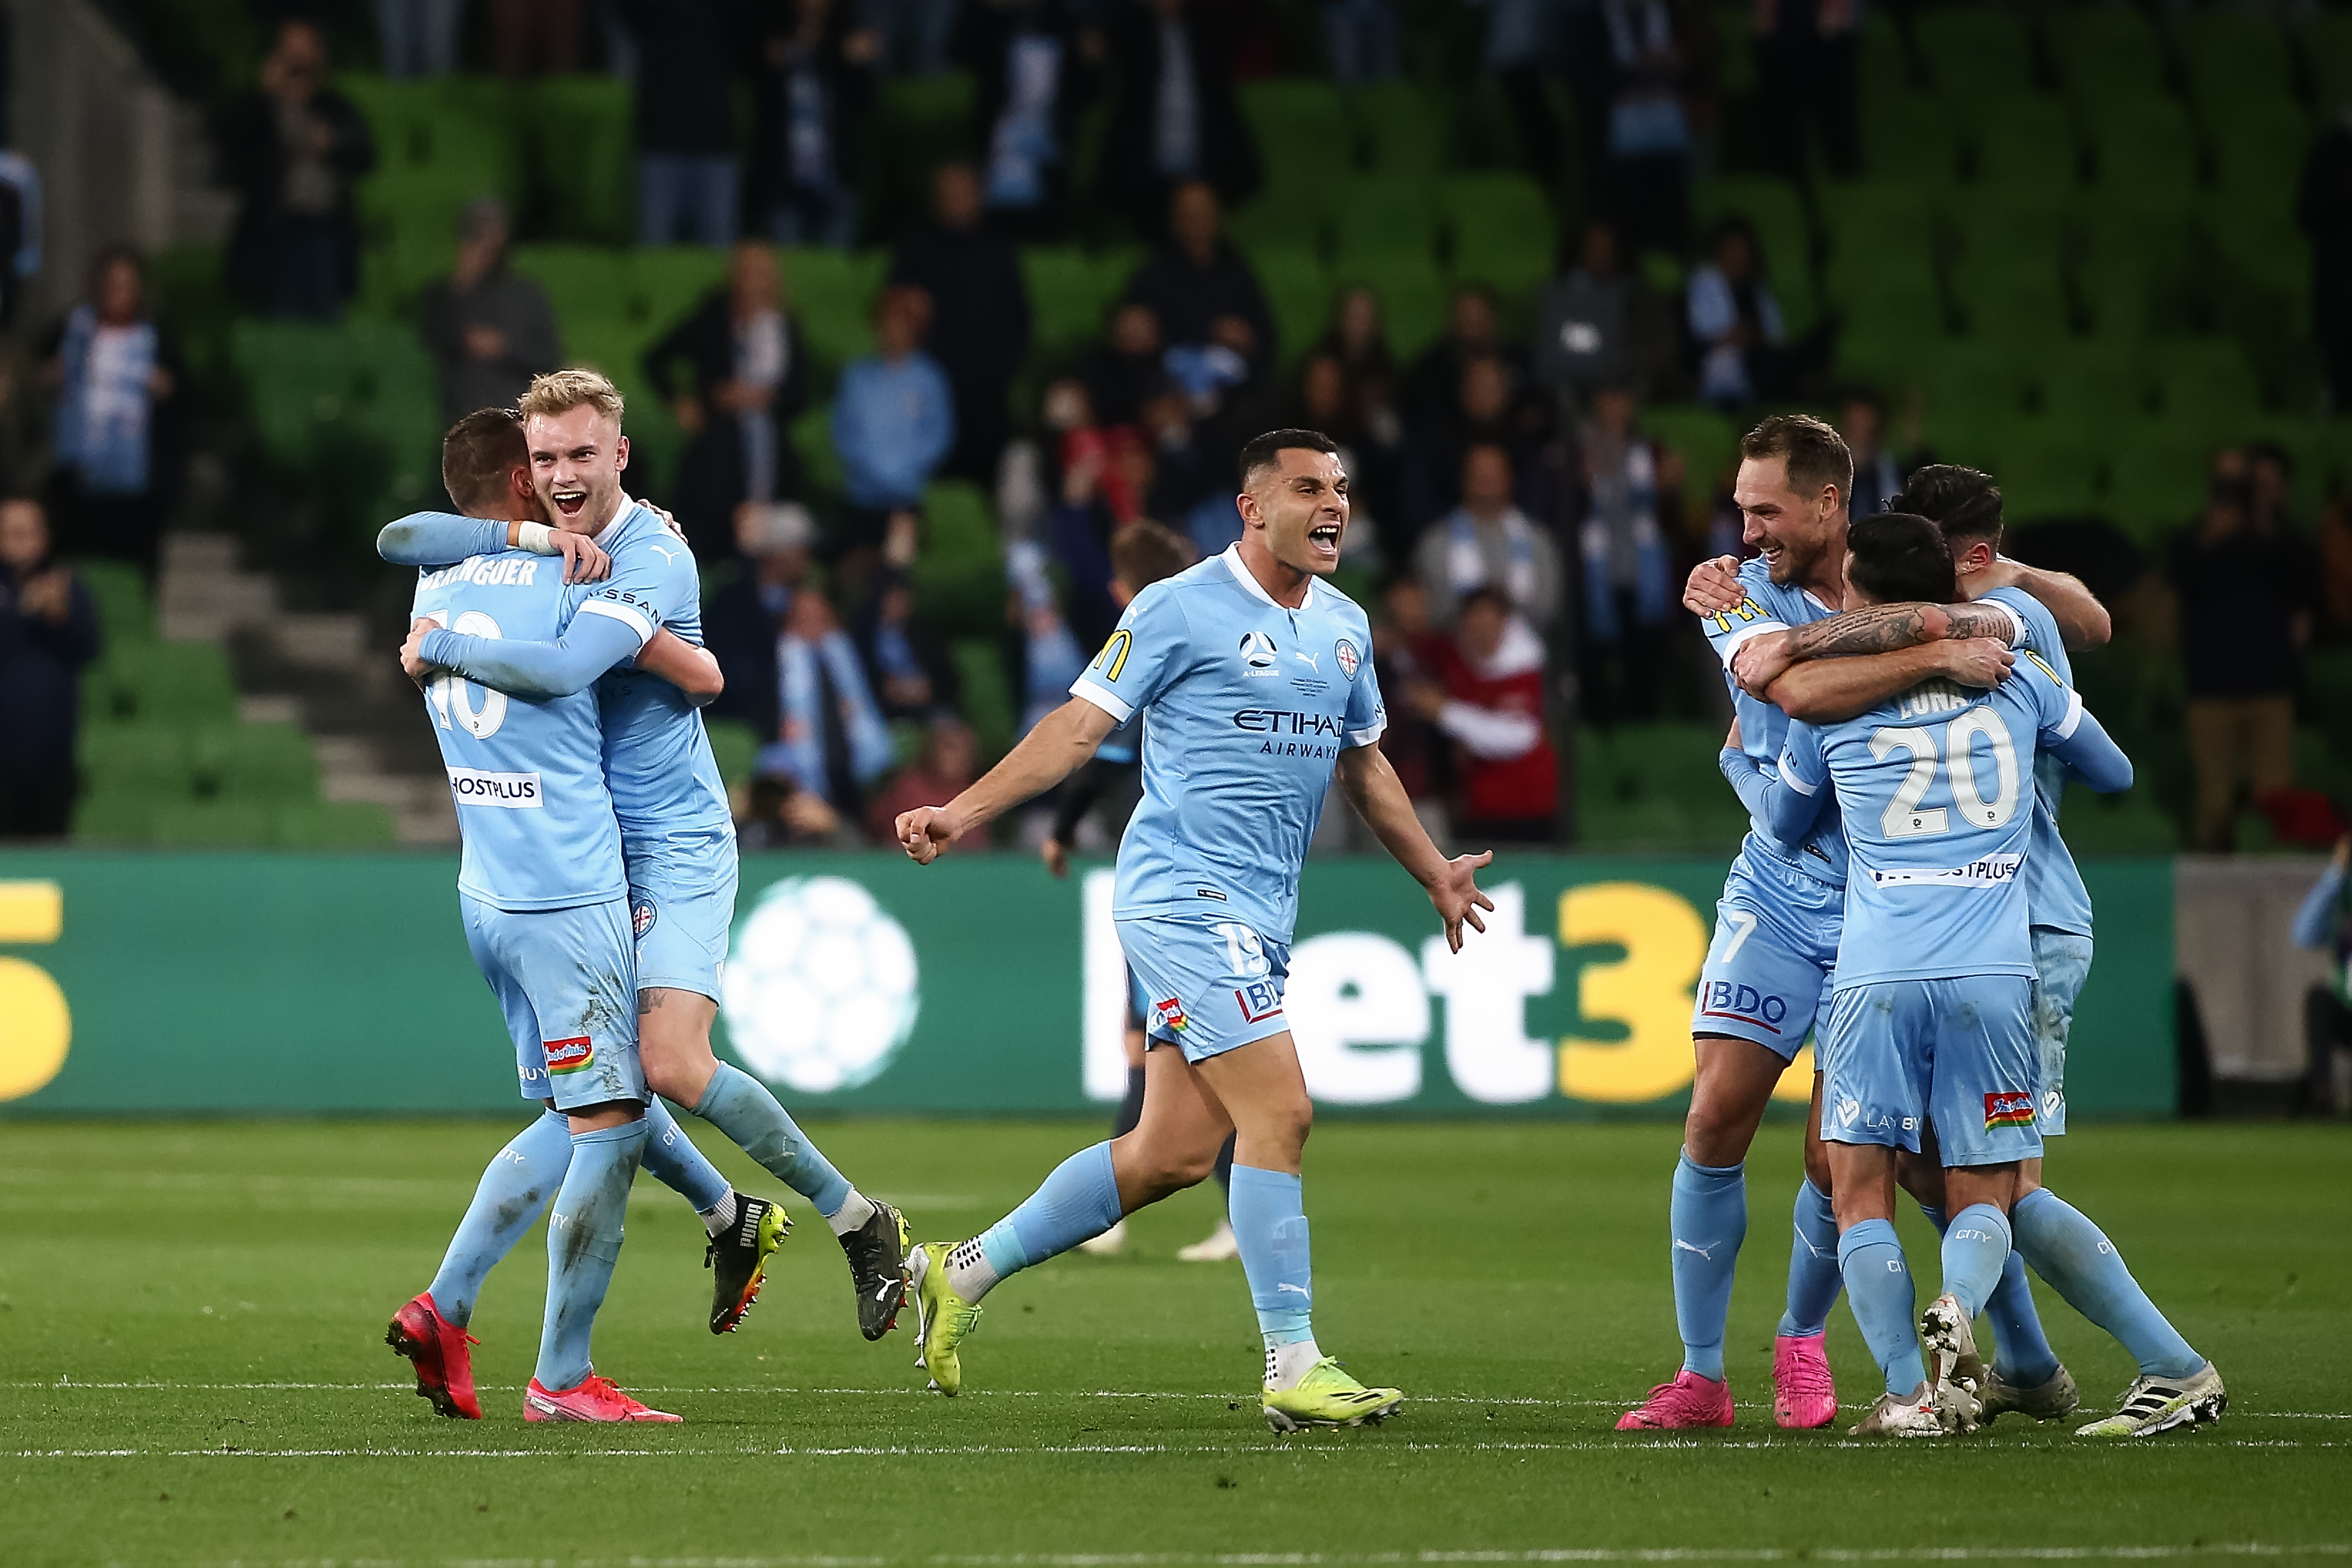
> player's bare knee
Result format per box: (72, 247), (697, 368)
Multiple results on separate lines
(1802, 1142), (1834, 1196)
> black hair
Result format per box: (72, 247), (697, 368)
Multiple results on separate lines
(440, 407), (528, 515)
(1237, 428), (1341, 486)
(1892, 463), (2004, 550)
(1847, 512), (1956, 606)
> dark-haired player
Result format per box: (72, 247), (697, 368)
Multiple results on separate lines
(893, 431), (1494, 1429)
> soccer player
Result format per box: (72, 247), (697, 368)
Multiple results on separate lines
(390, 416), (682, 1423)
(1618, 415), (2034, 1433)
(1722, 512), (2138, 1435)
(1039, 522), (1241, 1264)
(894, 430), (1494, 1429)
(1719, 466), (2228, 1439)
(382, 373), (913, 1346)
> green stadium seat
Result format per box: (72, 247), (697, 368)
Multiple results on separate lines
(1335, 254), (1447, 367)
(704, 719), (758, 790)
(84, 641), (238, 728)
(2152, 338), (2262, 426)
(522, 76), (635, 244)
(1243, 247), (1335, 369)
(2105, 430), (2210, 540)
(1955, 257), (2071, 347)
(630, 245), (728, 331)
(72, 790), (155, 844)
(1329, 174), (1438, 267)
(2040, 344), (2161, 429)
(779, 248), (885, 376)
(2082, 95), (2200, 198)
(509, 244), (630, 327)
(79, 725), (195, 797)
(1914, 344), (2036, 463)
(1352, 81), (1446, 180)
(1022, 247), (1122, 363)
(2176, 10), (2294, 110)
(1574, 723), (1751, 850)
(2046, 7), (2164, 104)
(791, 404), (843, 499)
(1441, 173), (1554, 315)
(1914, 9), (2033, 100)
(912, 480), (1001, 638)
(73, 560), (152, 646)
(191, 723), (320, 801)
(1640, 405), (1739, 495)
(273, 801), (398, 847)
(1966, 96), (2081, 193)
(2309, 11), (2352, 114)
(2056, 784), (2180, 854)
(2208, 101), (2314, 227)
(1692, 177), (1816, 330)
(1240, 79), (1356, 204)
(147, 799), (278, 847)
(1986, 425), (2107, 521)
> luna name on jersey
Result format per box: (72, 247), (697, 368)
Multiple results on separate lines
(418, 555), (545, 591)
(1234, 707), (1345, 758)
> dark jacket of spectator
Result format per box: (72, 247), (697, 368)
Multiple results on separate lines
(419, 203), (561, 427)
(1094, 1), (1263, 236)
(219, 25), (377, 317)
(0, 503), (100, 836)
(889, 166), (1033, 482)
(854, 572), (961, 722)
(961, 0), (1103, 240)
(745, 0), (878, 244)
(643, 256), (812, 539)
(2171, 505), (2316, 700)
(621, 0), (750, 155)
(1124, 235), (1275, 362)
(2299, 108), (2352, 407)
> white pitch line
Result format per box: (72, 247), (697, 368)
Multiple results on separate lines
(15, 1440), (2343, 1461)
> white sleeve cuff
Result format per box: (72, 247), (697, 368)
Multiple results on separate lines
(1346, 719), (1388, 748)
(578, 596), (655, 647)
(1714, 618), (1789, 668)
(1990, 599), (2029, 648)
(2054, 689), (2085, 740)
(1777, 749), (1818, 795)
(1069, 675), (1134, 723)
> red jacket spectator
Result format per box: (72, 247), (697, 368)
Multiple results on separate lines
(1430, 587), (1557, 841)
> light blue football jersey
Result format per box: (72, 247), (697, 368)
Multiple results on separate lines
(1774, 653), (2128, 989)
(587, 499), (733, 839)
(1699, 557), (1849, 887)
(1980, 584), (2092, 939)
(412, 551), (625, 912)
(1072, 545), (1385, 946)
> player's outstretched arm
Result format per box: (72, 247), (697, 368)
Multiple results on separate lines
(420, 610), (645, 698)
(897, 696), (1118, 864)
(2044, 702), (2133, 794)
(1980, 557), (2112, 650)
(1334, 743), (1494, 952)
(634, 629), (724, 707)
(376, 513), (612, 584)
(1732, 599), (2021, 697)
(1751, 637), (2016, 726)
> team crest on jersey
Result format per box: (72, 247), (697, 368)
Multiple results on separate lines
(632, 897), (659, 939)
(1152, 996), (1190, 1032)
(1238, 631), (1278, 672)
(1984, 1090), (2035, 1130)
(1334, 638), (1360, 680)
(545, 1036), (595, 1075)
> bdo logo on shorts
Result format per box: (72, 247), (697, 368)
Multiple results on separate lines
(545, 1036), (595, 1075)
(1233, 979), (1283, 1024)
(1984, 1090), (2035, 1129)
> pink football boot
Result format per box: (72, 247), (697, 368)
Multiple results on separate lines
(1773, 1332), (1838, 1429)
(1616, 1369), (1735, 1430)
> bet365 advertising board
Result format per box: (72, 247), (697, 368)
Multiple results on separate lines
(0, 852), (2175, 1118)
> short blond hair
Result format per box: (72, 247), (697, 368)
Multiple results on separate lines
(519, 367), (625, 426)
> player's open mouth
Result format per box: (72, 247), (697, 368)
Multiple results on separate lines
(552, 487), (588, 519)
(1308, 523), (1342, 555)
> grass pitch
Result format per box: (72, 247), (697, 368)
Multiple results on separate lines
(2, 1116), (2347, 1566)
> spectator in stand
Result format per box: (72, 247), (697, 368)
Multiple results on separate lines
(1095, 0), (1263, 239)
(624, 0), (747, 247)
(1408, 585), (1557, 844)
(1480, 0), (1569, 191)
(966, 0), (1104, 242)
(376, 0), (465, 78)
(494, 0), (583, 74)
(2297, 103), (2352, 410)
(2172, 466), (2318, 852)
(1416, 441), (1562, 630)
(1008, 537), (1088, 737)
(1403, 284), (1517, 431)
(704, 499), (815, 733)
(865, 718), (981, 848)
(736, 770), (847, 849)
(1687, 216), (1786, 406)
(748, 0), (879, 248)
(0, 498), (100, 839)
(1042, 417), (1134, 648)
(1315, 285), (1400, 436)
(1324, 0), (1400, 83)
(1755, 0), (1858, 178)
(1406, 350), (1552, 544)
(1085, 302), (1168, 429)
(1375, 575), (1453, 843)
(419, 198), (561, 429)
(645, 240), (810, 542)
(831, 284), (955, 555)
(2249, 440), (2297, 532)
(757, 582), (897, 818)
(871, 0), (959, 75)
(1125, 181), (1276, 368)
(1534, 219), (1669, 410)
(1574, 386), (1675, 726)
(222, 20), (376, 321)
(1840, 386), (1907, 522)
(40, 246), (181, 580)
(1592, 0), (1692, 256)
(1292, 353), (1395, 560)
(2293, 832), (2352, 1117)
(855, 570), (960, 722)
(890, 161), (1032, 483)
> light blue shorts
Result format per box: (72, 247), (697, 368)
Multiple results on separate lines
(462, 894), (645, 1111)
(1820, 976), (2044, 1169)
(1690, 848), (1841, 1061)
(626, 827), (737, 1003)
(2030, 927), (2091, 1137)
(1120, 915), (1293, 1064)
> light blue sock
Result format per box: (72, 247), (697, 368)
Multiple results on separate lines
(428, 1110), (571, 1327)
(1838, 1218), (1928, 1396)
(2012, 1187), (2202, 1378)
(640, 1096), (731, 1215)
(1777, 1178), (1843, 1338)
(695, 1062), (852, 1216)
(959, 1141), (1124, 1294)
(535, 1119), (648, 1392)
(1669, 1153), (1746, 1381)
(1918, 1200), (2058, 1385)
(1939, 1203), (2013, 1321)
(1228, 1164), (1315, 1346)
